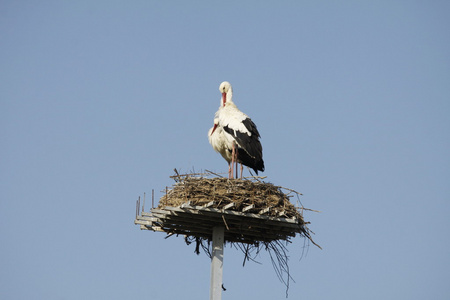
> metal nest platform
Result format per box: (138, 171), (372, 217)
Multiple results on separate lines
(134, 171), (319, 247)
(136, 201), (306, 244)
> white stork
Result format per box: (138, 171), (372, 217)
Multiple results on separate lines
(208, 81), (264, 178)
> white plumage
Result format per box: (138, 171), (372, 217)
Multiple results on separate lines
(208, 81), (264, 178)
(208, 115), (232, 164)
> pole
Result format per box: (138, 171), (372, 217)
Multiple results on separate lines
(210, 226), (224, 300)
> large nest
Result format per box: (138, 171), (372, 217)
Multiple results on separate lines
(158, 172), (303, 220)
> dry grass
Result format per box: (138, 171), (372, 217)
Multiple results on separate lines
(158, 171), (304, 219)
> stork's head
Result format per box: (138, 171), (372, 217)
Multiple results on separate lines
(219, 81), (231, 93)
(219, 81), (232, 106)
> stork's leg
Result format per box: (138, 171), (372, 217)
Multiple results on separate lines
(240, 164), (243, 179)
(233, 143), (238, 179)
(228, 162), (232, 179)
(234, 145), (242, 179)
(230, 144), (235, 179)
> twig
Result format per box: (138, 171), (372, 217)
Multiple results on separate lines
(222, 215), (230, 231)
(205, 169), (225, 178)
(300, 207), (321, 213)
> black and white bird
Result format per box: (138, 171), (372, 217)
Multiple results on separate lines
(208, 81), (264, 178)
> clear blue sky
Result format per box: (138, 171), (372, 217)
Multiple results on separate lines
(1, 1), (449, 299)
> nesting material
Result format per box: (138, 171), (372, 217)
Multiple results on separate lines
(152, 171), (320, 248)
(159, 174), (302, 219)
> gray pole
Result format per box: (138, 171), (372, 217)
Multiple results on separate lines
(210, 226), (224, 300)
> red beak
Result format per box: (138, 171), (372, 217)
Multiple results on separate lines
(211, 123), (218, 135)
(222, 92), (226, 106)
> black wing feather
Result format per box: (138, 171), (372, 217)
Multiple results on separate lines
(223, 117), (265, 173)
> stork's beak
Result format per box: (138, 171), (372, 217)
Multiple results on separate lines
(222, 92), (226, 106)
(210, 123), (218, 135)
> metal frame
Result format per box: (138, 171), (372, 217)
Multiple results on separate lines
(135, 202), (304, 244)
